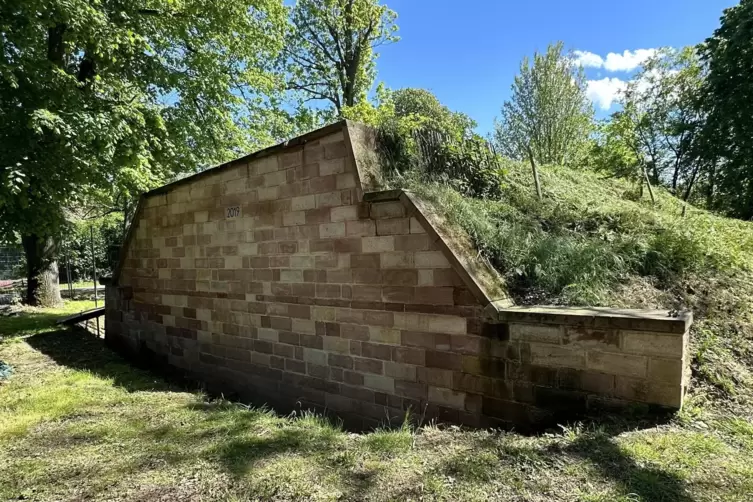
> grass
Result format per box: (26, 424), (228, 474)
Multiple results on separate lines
(0, 300), (97, 339)
(1, 313), (752, 501)
(59, 281), (98, 290)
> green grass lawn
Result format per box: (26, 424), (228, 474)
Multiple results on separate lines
(1, 304), (751, 501)
(59, 281), (99, 290)
(0, 300), (97, 339)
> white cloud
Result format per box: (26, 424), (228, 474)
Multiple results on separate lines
(586, 78), (627, 110)
(574, 49), (657, 72)
(573, 50), (604, 69)
(603, 49), (657, 72)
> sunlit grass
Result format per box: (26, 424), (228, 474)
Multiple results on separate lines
(0, 300), (97, 338)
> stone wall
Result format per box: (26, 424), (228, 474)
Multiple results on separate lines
(105, 121), (691, 430)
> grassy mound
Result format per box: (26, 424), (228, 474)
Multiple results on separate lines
(395, 161), (753, 419)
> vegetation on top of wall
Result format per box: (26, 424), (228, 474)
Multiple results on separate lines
(381, 148), (753, 422)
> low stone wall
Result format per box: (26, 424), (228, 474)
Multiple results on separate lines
(105, 120), (692, 430)
(481, 307), (691, 421)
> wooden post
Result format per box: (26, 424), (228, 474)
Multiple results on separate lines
(90, 227), (100, 337)
(642, 164), (656, 205)
(526, 145), (543, 200)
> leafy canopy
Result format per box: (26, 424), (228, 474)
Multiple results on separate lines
(698, 0), (753, 218)
(0, 0), (287, 242)
(285, 0), (398, 115)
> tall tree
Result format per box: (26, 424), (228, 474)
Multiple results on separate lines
(698, 0), (753, 219)
(620, 47), (705, 193)
(0, 0), (286, 306)
(494, 42), (594, 169)
(285, 0), (398, 115)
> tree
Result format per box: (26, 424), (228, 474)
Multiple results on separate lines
(698, 0), (753, 219)
(620, 47), (705, 195)
(0, 0), (287, 306)
(285, 0), (398, 115)
(590, 110), (656, 203)
(494, 42), (594, 171)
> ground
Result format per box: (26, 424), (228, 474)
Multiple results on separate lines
(0, 301), (751, 501)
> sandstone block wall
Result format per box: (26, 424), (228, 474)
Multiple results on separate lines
(105, 121), (691, 430)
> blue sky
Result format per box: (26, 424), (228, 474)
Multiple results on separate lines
(374, 0), (737, 134)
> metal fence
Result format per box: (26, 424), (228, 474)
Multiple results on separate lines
(0, 246), (22, 282)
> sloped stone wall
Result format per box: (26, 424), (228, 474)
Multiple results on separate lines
(105, 121), (691, 430)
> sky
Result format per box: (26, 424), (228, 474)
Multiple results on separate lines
(374, 0), (738, 135)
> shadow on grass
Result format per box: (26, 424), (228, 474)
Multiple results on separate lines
(0, 310), (69, 339)
(559, 431), (695, 502)
(25, 328), (177, 392)
(440, 422), (694, 502)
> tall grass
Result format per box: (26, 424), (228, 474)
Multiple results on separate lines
(394, 161), (753, 307)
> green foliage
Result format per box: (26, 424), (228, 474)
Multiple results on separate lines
(588, 113), (642, 181)
(60, 215), (124, 283)
(697, 0), (753, 218)
(619, 47), (705, 196)
(0, 0), (288, 243)
(389, 88), (477, 140)
(285, 0), (399, 114)
(388, 128), (505, 198)
(494, 42), (594, 167)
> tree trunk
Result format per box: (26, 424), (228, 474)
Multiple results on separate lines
(21, 234), (63, 307)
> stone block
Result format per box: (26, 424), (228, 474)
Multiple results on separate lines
(303, 348), (328, 366)
(324, 336), (350, 354)
(371, 201), (405, 219)
(417, 367), (454, 388)
(395, 380), (427, 400)
(328, 353), (353, 369)
(510, 323), (562, 344)
(376, 218), (410, 236)
(384, 361), (417, 382)
(319, 158), (346, 176)
(563, 327), (620, 349)
(648, 357), (684, 385)
(426, 350), (463, 371)
(368, 326), (401, 345)
(394, 234), (431, 252)
(346, 220), (376, 237)
(528, 343), (585, 369)
(414, 251), (450, 269)
(393, 346), (425, 366)
(380, 252), (414, 269)
(320, 222), (346, 238)
(402, 330), (451, 351)
(622, 331), (684, 357)
(428, 386), (466, 410)
(615, 376), (682, 408)
(364, 374), (395, 393)
(587, 350), (647, 378)
(394, 312), (467, 335)
(354, 357), (383, 375)
(362, 236), (394, 253)
(282, 211), (305, 227)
